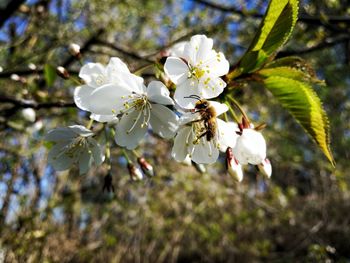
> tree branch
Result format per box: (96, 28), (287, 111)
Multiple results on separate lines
(93, 39), (154, 63)
(277, 36), (350, 57)
(0, 95), (75, 109)
(62, 28), (105, 68)
(193, 0), (350, 28)
(0, 0), (26, 29)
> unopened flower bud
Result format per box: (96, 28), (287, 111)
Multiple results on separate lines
(36, 5), (45, 13)
(21, 108), (36, 122)
(258, 158), (272, 178)
(28, 63), (36, 70)
(127, 163), (143, 181)
(10, 74), (20, 81)
(56, 66), (70, 79)
(32, 120), (43, 132)
(137, 157), (154, 177)
(19, 4), (30, 13)
(226, 147), (243, 182)
(68, 43), (81, 58)
(233, 128), (266, 165)
(0, 66), (3, 73)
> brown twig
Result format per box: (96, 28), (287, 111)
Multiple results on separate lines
(0, 95), (75, 109)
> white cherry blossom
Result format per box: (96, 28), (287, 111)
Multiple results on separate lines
(84, 75), (178, 149)
(74, 57), (141, 122)
(164, 34), (229, 108)
(172, 101), (237, 164)
(45, 125), (104, 174)
(114, 81), (178, 149)
(232, 128), (267, 165)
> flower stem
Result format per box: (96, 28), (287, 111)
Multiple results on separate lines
(224, 101), (240, 123)
(132, 150), (140, 158)
(104, 125), (111, 168)
(132, 63), (153, 74)
(71, 76), (82, 85)
(86, 119), (94, 129)
(223, 112), (228, 122)
(122, 149), (131, 163)
(226, 95), (249, 122)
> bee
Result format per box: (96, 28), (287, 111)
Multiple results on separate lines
(185, 95), (217, 142)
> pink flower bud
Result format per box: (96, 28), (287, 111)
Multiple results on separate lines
(258, 158), (272, 178)
(226, 147), (243, 182)
(127, 163), (143, 181)
(137, 157), (154, 177)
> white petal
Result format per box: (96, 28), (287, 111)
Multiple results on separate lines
(45, 127), (76, 142)
(171, 126), (191, 162)
(169, 41), (187, 57)
(190, 35), (213, 64)
(210, 101), (228, 116)
(88, 83), (131, 115)
(183, 41), (196, 65)
(164, 57), (189, 85)
(68, 125), (94, 137)
(147, 81), (174, 105)
(217, 119), (238, 152)
(89, 139), (105, 165)
(174, 79), (201, 109)
(79, 63), (106, 88)
(149, 104), (178, 139)
(258, 158), (272, 178)
(47, 142), (75, 171)
(228, 159), (243, 182)
(233, 129), (266, 165)
(191, 138), (219, 164)
(115, 109), (148, 149)
(90, 113), (118, 123)
(178, 112), (200, 126)
(106, 57), (130, 76)
(202, 51), (229, 76)
(74, 85), (95, 111)
(78, 150), (93, 175)
(106, 57), (144, 89)
(111, 72), (145, 94)
(198, 77), (226, 99)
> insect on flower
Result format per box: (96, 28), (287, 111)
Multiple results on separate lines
(171, 96), (237, 164)
(185, 95), (218, 143)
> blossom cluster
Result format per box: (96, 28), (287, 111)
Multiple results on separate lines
(46, 34), (272, 181)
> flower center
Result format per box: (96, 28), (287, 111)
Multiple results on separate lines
(65, 137), (88, 157)
(120, 93), (152, 134)
(188, 66), (205, 80)
(52, 136), (91, 161)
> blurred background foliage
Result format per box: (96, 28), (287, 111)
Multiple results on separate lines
(0, 0), (349, 262)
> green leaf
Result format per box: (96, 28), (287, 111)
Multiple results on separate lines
(257, 68), (335, 166)
(250, 0), (298, 54)
(44, 64), (57, 87)
(229, 0), (299, 77)
(264, 56), (323, 84)
(259, 66), (313, 83)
